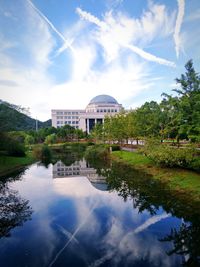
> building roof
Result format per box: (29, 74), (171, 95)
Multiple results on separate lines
(89, 94), (118, 105)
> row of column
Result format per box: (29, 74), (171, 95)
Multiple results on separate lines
(86, 118), (104, 133)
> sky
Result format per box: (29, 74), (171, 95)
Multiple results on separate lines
(0, 0), (200, 121)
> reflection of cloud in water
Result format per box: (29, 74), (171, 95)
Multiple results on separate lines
(8, 164), (178, 267)
(90, 213), (173, 267)
(133, 213), (171, 234)
(48, 200), (99, 267)
(53, 177), (101, 197)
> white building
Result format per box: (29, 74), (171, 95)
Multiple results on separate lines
(51, 95), (123, 133)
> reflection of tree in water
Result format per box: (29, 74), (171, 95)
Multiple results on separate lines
(0, 183), (33, 238)
(38, 151), (84, 168)
(160, 221), (200, 267)
(91, 159), (200, 267)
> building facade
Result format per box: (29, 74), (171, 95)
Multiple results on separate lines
(51, 94), (122, 133)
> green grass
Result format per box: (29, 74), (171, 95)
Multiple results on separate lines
(0, 153), (35, 177)
(112, 151), (200, 199)
(113, 151), (153, 166)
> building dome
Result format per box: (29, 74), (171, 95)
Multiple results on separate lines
(89, 95), (118, 105)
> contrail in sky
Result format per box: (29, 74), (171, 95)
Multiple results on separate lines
(76, 7), (107, 30)
(77, 7), (176, 68)
(174, 0), (185, 58)
(27, 0), (74, 55)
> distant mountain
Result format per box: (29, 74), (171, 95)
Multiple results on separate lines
(0, 100), (51, 131)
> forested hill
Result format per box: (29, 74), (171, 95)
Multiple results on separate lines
(0, 100), (51, 131)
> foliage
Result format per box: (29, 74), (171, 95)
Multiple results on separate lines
(84, 144), (110, 160)
(112, 150), (200, 196)
(141, 139), (198, 169)
(0, 101), (51, 132)
(0, 155), (35, 176)
(44, 133), (57, 144)
(25, 135), (35, 145)
(6, 140), (26, 157)
(41, 145), (52, 160)
(89, 60), (200, 145)
(32, 144), (52, 160)
(0, 132), (25, 157)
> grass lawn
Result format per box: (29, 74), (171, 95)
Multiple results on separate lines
(0, 153), (36, 177)
(112, 151), (200, 199)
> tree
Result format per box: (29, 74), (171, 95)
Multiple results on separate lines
(161, 60), (200, 142)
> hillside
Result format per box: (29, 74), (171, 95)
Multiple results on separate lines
(0, 101), (51, 131)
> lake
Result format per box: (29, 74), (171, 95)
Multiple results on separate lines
(0, 153), (200, 267)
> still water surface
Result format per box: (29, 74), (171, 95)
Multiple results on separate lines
(0, 154), (200, 267)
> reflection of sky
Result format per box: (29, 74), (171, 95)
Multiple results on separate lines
(0, 164), (182, 267)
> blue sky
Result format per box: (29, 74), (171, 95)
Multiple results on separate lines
(0, 0), (200, 120)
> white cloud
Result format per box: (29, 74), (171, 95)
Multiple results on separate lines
(125, 44), (175, 67)
(0, 1), (185, 120)
(0, 1), (55, 120)
(27, 0), (74, 56)
(174, 0), (185, 58)
(76, 5), (176, 66)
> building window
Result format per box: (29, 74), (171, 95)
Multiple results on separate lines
(104, 109), (106, 112)
(57, 111), (63, 115)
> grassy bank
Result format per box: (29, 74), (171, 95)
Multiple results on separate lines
(112, 151), (200, 200)
(0, 153), (36, 177)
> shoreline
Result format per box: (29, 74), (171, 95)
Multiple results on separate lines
(0, 154), (36, 178)
(111, 150), (200, 201)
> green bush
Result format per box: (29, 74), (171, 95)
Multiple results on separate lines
(141, 139), (197, 169)
(41, 145), (52, 160)
(25, 135), (35, 145)
(32, 144), (52, 160)
(85, 144), (110, 160)
(190, 158), (200, 171)
(44, 133), (56, 145)
(189, 135), (200, 143)
(7, 139), (26, 157)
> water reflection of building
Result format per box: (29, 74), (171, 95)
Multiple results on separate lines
(52, 159), (108, 191)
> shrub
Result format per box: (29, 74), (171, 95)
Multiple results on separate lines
(32, 145), (43, 159)
(7, 139), (26, 157)
(41, 145), (52, 160)
(32, 144), (52, 160)
(141, 139), (197, 169)
(25, 135), (35, 145)
(85, 144), (110, 160)
(44, 134), (56, 145)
